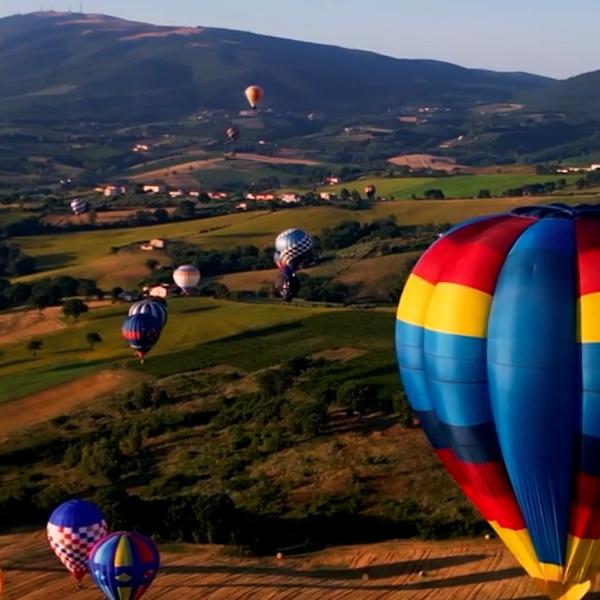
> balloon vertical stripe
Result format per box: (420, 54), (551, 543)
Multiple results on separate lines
(396, 204), (600, 600)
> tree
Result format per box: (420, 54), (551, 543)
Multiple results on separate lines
(86, 331), (103, 350)
(424, 189), (445, 200)
(153, 208), (169, 223)
(26, 339), (43, 357)
(175, 199), (196, 219)
(110, 286), (123, 303)
(145, 258), (159, 272)
(29, 293), (52, 313)
(62, 298), (89, 322)
(339, 188), (350, 202)
(477, 189), (492, 199)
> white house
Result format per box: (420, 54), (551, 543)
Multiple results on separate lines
(150, 239), (166, 249)
(590, 164), (600, 171)
(281, 194), (301, 204)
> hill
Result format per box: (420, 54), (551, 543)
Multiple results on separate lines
(0, 12), (551, 122)
(524, 69), (600, 115)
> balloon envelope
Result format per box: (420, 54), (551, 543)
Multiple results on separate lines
(128, 299), (168, 328)
(121, 313), (161, 358)
(70, 198), (89, 215)
(226, 126), (240, 141)
(88, 532), (159, 600)
(173, 265), (200, 294)
(395, 203), (600, 600)
(274, 228), (312, 269)
(245, 85), (263, 109)
(47, 499), (107, 582)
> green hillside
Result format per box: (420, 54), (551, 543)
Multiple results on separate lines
(0, 12), (550, 122)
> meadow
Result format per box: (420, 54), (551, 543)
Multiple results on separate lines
(14, 196), (573, 288)
(320, 174), (579, 198)
(0, 298), (325, 404)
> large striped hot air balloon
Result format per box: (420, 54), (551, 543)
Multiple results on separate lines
(395, 203), (600, 600)
(128, 299), (168, 328)
(121, 313), (162, 362)
(88, 532), (159, 600)
(47, 499), (107, 585)
(245, 85), (263, 109)
(173, 265), (200, 295)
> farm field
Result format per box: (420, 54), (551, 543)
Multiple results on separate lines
(0, 531), (580, 600)
(0, 298), (325, 404)
(321, 174), (579, 199)
(14, 197), (580, 287)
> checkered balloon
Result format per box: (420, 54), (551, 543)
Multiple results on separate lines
(47, 499), (108, 582)
(274, 228), (313, 269)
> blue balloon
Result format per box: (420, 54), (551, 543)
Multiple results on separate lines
(121, 313), (162, 359)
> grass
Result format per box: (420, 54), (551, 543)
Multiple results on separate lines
(322, 174), (579, 199)
(135, 309), (395, 379)
(15, 196), (586, 288)
(0, 297), (325, 404)
(562, 153), (600, 167)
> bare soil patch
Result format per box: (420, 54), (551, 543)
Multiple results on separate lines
(387, 153), (472, 173)
(0, 302), (108, 346)
(0, 530), (578, 599)
(0, 369), (145, 439)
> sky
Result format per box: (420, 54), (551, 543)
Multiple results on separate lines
(1, 0), (598, 79)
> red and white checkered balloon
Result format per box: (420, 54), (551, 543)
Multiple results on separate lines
(47, 500), (108, 582)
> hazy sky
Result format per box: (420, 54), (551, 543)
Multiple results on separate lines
(1, 0), (598, 79)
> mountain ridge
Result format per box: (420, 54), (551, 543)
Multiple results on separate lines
(0, 11), (553, 122)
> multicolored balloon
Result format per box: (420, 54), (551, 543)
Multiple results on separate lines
(274, 228), (313, 270)
(226, 126), (240, 142)
(47, 499), (107, 584)
(128, 299), (168, 328)
(173, 265), (200, 295)
(70, 198), (89, 215)
(245, 85), (263, 109)
(88, 532), (160, 600)
(395, 203), (600, 600)
(121, 313), (162, 361)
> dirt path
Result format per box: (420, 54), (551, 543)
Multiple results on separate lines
(0, 369), (144, 438)
(0, 531), (590, 599)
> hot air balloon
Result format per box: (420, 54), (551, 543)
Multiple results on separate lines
(88, 532), (159, 600)
(47, 499), (107, 586)
(364, 185), (376, 199)
(128, 299), (168, 328)
(395, 203), (600, 600)
(245, 85), (263, 110)
(226, 126), (240, 142)
(274, 228), (313, 270)
(173, 265), (200, 295)
(121, 313), (161, 362)
(275, 271), (301, 302)
(70, 198), (89, 215)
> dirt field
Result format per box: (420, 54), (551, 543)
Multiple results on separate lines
(387, 154), (473, 173)
(233, 153), (321, 166)
(0, 302), (109, 346)
(1, 531), (590, 599)
(0, 368), (145, 439)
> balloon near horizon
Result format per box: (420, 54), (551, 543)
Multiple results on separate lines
(396, 203), (600, 600)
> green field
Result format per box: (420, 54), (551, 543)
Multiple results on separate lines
(15, 197), (578, 287)
(0, 298), (325, 404)
(321, 174), (578, 199)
